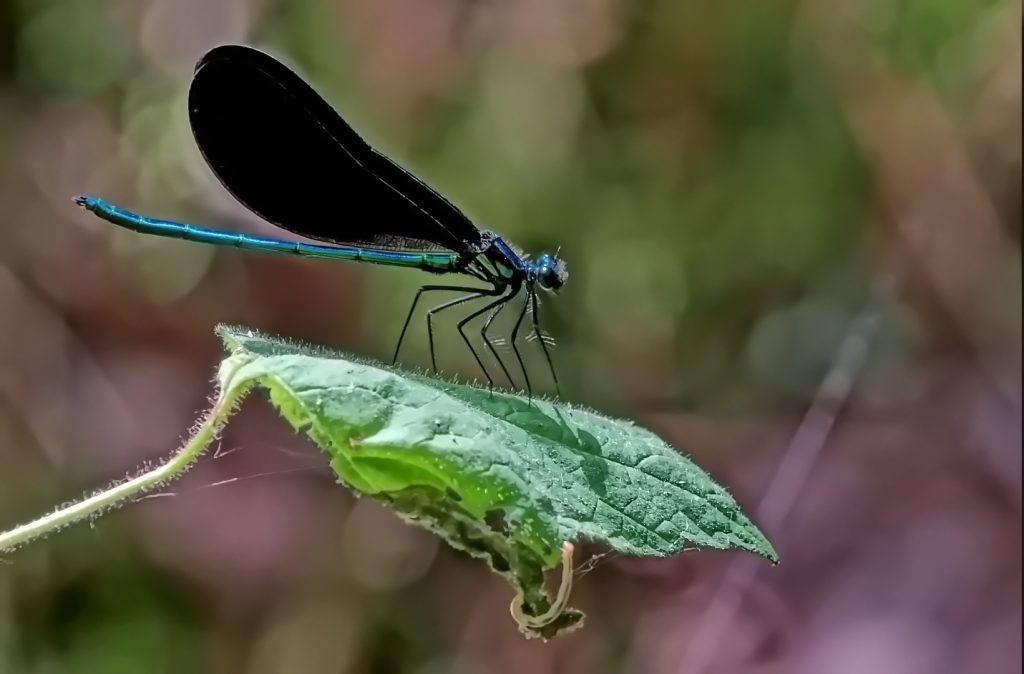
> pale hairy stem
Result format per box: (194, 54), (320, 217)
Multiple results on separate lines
(0, 374), (249, 555)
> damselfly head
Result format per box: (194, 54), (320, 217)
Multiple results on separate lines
(535, 252), (567, 292)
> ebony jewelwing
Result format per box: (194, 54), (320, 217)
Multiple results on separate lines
(75, 44), (566, 396)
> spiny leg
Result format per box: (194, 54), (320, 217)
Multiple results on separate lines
(426, 288), (505, 385)
(509, 289), (533, 398)
(393, 284), (487, 365)
(457, 289), (518, 390)
(481, 291), (519, 390)
(530, 289), (561, 397)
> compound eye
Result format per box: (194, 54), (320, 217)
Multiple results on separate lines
(540, 266), (563, 290)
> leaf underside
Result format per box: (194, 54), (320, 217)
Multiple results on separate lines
(215, 325), (777, 639)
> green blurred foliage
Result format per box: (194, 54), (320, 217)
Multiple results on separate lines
(15, 0), (135, 95)
(9, 532), (198, 674)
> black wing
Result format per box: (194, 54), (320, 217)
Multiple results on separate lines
(188, 44), (483, 252)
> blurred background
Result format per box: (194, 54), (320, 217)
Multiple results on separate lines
(0, 0), (1020, 672)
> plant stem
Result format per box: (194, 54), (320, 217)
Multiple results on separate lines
(510, 542), (576, 630)
(0, 384), (244, 554)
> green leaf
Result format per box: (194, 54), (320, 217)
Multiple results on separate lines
(216, 325), (777, 639)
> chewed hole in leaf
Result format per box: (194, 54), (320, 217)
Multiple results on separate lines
(485, 509), (509, 535)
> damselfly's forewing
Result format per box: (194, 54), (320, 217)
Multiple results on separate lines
(189, 45), (483, 253)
